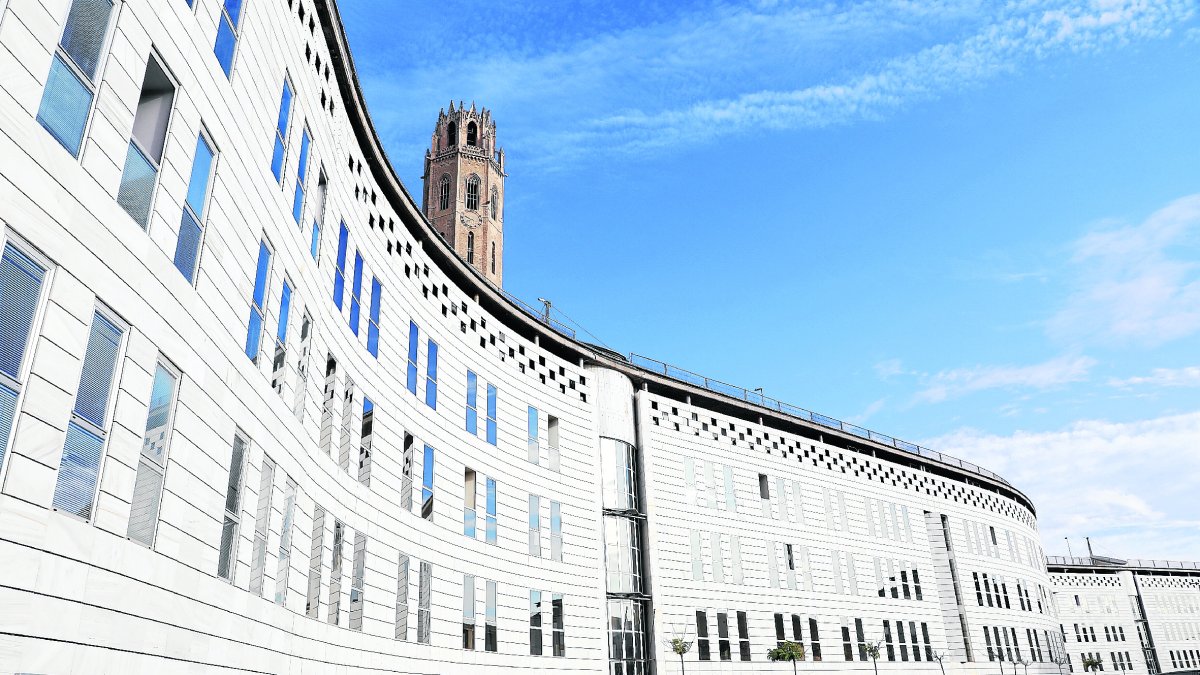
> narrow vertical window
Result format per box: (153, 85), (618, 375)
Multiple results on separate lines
(305, 505), (325, 618)
(318, 355), (337, 456)
(552, 594), (565, 656)
(367, 278), (382, 358)
(465, 371), (478, 434)
(467, 232), (475, 265)
(717, 612), (732, 661)
(417, 561), (433, 644)
(338, 378), (355, 472)
(333, 223), (348, 308)
(275, 477), (297, 605)
(810, 618), (823, 661)
(530, 590), (543, 655)
(396, 552), (410, 640)
(358, 397), (374, 485)
(127, 361), (180, 546)
(466, 122), (478, 146)
(52, 308), (125, 520)
(248, 455), (275, 596)
(438, 174), (450, 210)
(690, 530), (704, 581)
(463, 574), (476, 649)
(36, 0), (116, 156)
(425, 340), (438, 409)
(245, 239), (271, 361)
(214, 0), (245, 76)
(270, 279), (291, 392)
(485, 580), (498, 652)
(527, 406), (539, 464)
(327, 520), (344, 624)
(466, 176), (480, 210)
(486, 384), (497, 444)
(490, 242), (496, 274)
(401, 432), (414, 510)
(490, 187), (498, 220)
(216, 431), (248, 581)
(737, 611), (751, 661)
(758, 473), (770, 516)
(310, 170), (327, 259)
(550, 500), (562, 561)
(528, 494), (541, 556)
(349, 251), (363, 334)
(292, 312), (312, 418)
(349, 532), (367, 630)
(174, 132), (216, 282)
(406, 321), (419, 394)
(421, 444), (435, 521)
(270, 79), (293, 180)
(0, 244), (47, 471)
(463, 468), (476, 537)
(116, 56), (176, 228)
(547, 415), (560, 472)
(485, 477), (498, 544)
(696, 611), (711, 660)
(292, 127), (311, 223)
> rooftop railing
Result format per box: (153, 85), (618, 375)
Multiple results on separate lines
(1047, 556), (1200, 571)
(627, 353), (1013, 488)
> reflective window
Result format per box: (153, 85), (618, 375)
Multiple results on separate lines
(603, 516), (643, 593)
(485, 580), (497, 652)
(349, 251), (363, 334)
(552, 594), (565, 656)
(349, 532), (367, 630)
(357, 397), (374, 485)
(530, 590), (543, 655)
(244, 239), (271, 361)
(333, 223), (348, 308)
(421, 444), (434, 521)
(116, 57), (175, 228)
(550, 500), (562, 561)
(425, 340), (438, 409)
(462, 574), (476, 649)
(275, 477), (297, 605)
(599, 437), (639, 511)
(463, 468), (476, 538)
(465, 370), (478, 434)
(367, 278), (382, 357)
(248, 455), (275, 596)
(608, 598), (649, 674)
(527, 406), (539, 464)
(36, 0), (115, 156)
(306, 505), (325, 618)
(528, 494), (541, 556)
(292, 127), (311, 223)
(214, 0), (245, 77)
(216, 431), (248, 581)
(270, 280), (291, 391)
(174, 132), (216, 282)
(417, 561), (433, 643)
(270, 79), (293, 180)
(485, 477), (497, 544)
(486, 384), (497, 444)
(406, 321), (419, 394)
(127, 361), (179, 546)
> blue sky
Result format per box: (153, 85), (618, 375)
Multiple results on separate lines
(340, 0), (1200, 559)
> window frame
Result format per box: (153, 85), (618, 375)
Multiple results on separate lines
(270, 76), (294, 182)
(37, 0), (120, 158)
(214, 0), (248, 78)
(174, 127), (219, 284)
(117, 50), (180, 230)
(465, 175), (480, 210)
(217, 429), (250, 582)
(244, 237), (273, 362)
(126, 356), (182, 548)
(438, 174), (450, 211)
(292, 124), (312, 224)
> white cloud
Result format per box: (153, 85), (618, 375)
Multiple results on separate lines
(915, 355), (1096, 403)
(848, 398), (888, 425)
(1050, 193), (1200, 346)
(1110, 366), (1200, 388)
(925, 411), (1200, 560)
(874, 358), (905, 379)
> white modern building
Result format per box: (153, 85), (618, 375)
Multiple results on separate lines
(0, 1), (1192, 673)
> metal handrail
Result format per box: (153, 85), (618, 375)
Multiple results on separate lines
(1047, 556), (1200, 571)
(627, 353), (1013, 487)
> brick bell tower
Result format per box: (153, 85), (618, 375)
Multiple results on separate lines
(422, 101), (506, 286)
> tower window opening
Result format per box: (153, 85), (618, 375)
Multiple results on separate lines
(438, 174), (450, 210)
(467, 232), (475, 265)
(447, 121), (457, 146)
(467, 121), (477, 146)
(491, 242), (496, 274)
(466, 176), (480, 210)
(490, 187), (498, 220)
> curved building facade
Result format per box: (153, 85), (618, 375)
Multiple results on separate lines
(0, 0), (1073, 673)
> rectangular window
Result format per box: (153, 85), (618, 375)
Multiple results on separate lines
(337, 378), (354, 472)
(690, 531), (704, 581)
(550, 500), (562, 561)
(216, 431), (248, 581)
(270, 79), (292, 180)
(485, 580), (498, 652)
(465, 371), (478, 433)
(275, 477), (297, 605)
(358, 397), (374, 485)
(0, 243), (46, 472)
(548, 415), (560, 472)
(328, 520), (344, 624)
(758, 473), (771, 517)
(245, 239), (272, 361)
(174, 131), (216, 282)
(52, 308), (125, 520)
(349, 532), (367, 631)
(127, 360), (179, 546)
(842, 623), (854, 661)
(270, 279), (291, 392)
(696, 611), (711, 660)
(486, 477), (498, 544)
(731, 535), (743, 584)
(552, 593), (565, 657)
(292, 127), (311, 223)
(486, 384), (497, 444)
(406, 321), (419, 394)
(737, 611), (751, 661)
(527, 406), (539, 464)
(421, 444), (434, 520)
(417, 561), (433, 643)
(463, 574), (476, 649)
(248, 455), (275, 596)
(528, 494), (541, 556)
(810, 618), (823, 661)
(401, 432), (414, 510)
(37, 0), (115, 156)
(717, 612), (732, 661)
(367, 278), (382, 357)
(116, 55), (176, 228)
(724, 465), (737, 511)
(310, 170), (327, 260)
(349, 251), (363, 335)
(530, 590), (543, 655)
(214, 0), (245, 76)
(464, 468), (477, 537)
(333, 223), (348, 308)
(425, 340), (438, 409)
(396, 551), (410, 640)
(856, 618), (868, 661)
(305, 505), (325, 618)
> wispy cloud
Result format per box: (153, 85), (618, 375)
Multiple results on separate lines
(873, 358), (905, 380)
(1110, 366), (1200, 388)
(1049, 193), (1200, 346)
(924, 411), (1200, 560)
(915, 354), (1096, 403)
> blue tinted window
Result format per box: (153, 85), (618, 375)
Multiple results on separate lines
(115, 142), (157, 228)
(277, 281), (291, 344)
(486, 384), (497, 446)
(245, 240), (271, 360)
(0, 245), (47, 381)
(406, 321), (419, 394)
(174, 210), (203, 283)
(367, 278), (381, 358)
(214, 12), (237, 77)
(223, 0), (244, 26)
(270, 81), (292, 179)
(72, 312), (122, 428)
(465, 371), (477, 434)
(421, 444), (435, 520)
(174, 133), (216, 283)
(60, 0), (115, 81)
(185, 134), (215, 218)
(485, 478), (497, 544)
(333, 223), (348, 308)
(349, 251), (363, 334)
(37, 56), (93, 157)
(292, 129), (310, 223)
(425, 341), (438, 409)
(311, 221), (321, 259)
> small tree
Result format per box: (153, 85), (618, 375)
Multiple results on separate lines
(767, 641), (806, 675)
(1053, 654), (1070, 675)
(864, 641), (883, 675)
(932, 650), (948, 675)
(666, 636), (693, 674)
(1081, 655), (1104, 672)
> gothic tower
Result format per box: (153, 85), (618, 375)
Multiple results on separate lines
(422, 102), (506, 286)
